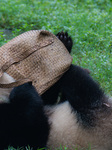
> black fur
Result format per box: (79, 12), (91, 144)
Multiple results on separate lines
(59, 65), (105, 127)
(41, 81), (60, 105)
(60, 65), (104, 109)
(0, 83), (49, 150)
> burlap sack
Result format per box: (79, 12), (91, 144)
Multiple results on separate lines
(0, 30), (72, 95)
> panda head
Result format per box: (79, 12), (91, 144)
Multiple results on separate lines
(0, 73), (15, 103)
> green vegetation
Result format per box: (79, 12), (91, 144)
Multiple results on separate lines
(7, 145), (91, 150)
(0, 0), (112, 149)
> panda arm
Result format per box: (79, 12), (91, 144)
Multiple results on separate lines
(0, 83), (49, 149)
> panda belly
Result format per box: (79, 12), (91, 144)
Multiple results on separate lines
(45, 101), (112, 150)
(45, 101), (79, 149)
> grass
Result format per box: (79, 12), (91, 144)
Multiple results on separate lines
(0, 0), (112, 150)
(7, 145), (91, 150)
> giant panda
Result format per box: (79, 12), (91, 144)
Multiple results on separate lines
(0, 63), (112, 150)
(0, 32), (112, 150)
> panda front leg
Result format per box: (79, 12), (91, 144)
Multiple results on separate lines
(0, 82), (49, 149)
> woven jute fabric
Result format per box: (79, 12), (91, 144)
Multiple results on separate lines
(0, 30), (72, 95)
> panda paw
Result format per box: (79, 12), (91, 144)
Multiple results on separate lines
(56, 31), (73, 53)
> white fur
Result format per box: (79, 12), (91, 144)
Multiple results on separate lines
(45, 101), (112, 150)
(0, 73), (15, 103)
